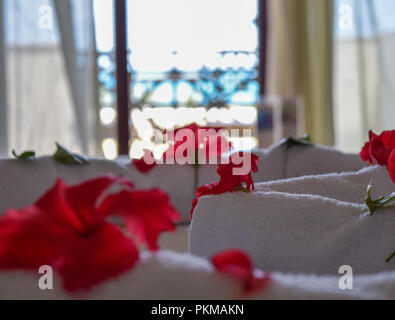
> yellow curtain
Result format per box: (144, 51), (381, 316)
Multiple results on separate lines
(266, 0), (334, 145)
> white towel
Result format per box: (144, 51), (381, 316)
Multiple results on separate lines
(138, 143), (364, 222)
(1, 250), (395, 299)
(253, 142), (365, 182)
(0, 157), (149, 215)
(255, 165), (394, 204)
(286, 143), (365, 177)
(190, 191), (395, 275)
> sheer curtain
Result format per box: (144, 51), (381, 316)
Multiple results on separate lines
(334, 0), (395, 152)
(54, 0), (100, 155)
(0, 0), (99, 157)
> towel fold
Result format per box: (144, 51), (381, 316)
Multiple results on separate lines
(0, 157), (149, 215)
(253, 142), (365, 181)
(190, 191), (395, 275)
(1, 250), (394, 299)
(286, 143), (365, 178)
(255, 165), (394, 204)
(139, 143), (364, 222)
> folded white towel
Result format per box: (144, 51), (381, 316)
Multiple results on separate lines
(255, 165), (394, 204)
(286, 143), (365, 178)
(1, 250), (394, 299)
(0, 157), (149, 215)
(139, 143), (364, 222)
(190, 191), (395, 275)
(253, 142), (365, 182)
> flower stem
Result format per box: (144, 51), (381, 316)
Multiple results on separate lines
(193, 164), (199, 193)
(386, 251), (395, 263)
(365, 183), (395, 216)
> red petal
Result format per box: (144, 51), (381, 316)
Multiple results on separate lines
(360, 142), (372, 163)
(217, 152), (258, 192)
(211, 249), (271, 296)
(97, 189), (180, 251)
(56, 222), (139, 292)
(0, 207), (74, 270)
(367, 130), (395, 166)
(0, 176), (140, 293)
(64, 176), (133, 229)
(204, 132), (232, 158)
(380, 130), (395, 149)
(190, 182), (227, 218)
(369, 134), (391, 165)
(388, 149), (395, 184)
(360, 131), (376, 164)
(191, 153), (259, 219)
(165, 124), (232, 162)
(164, 125), (197, 161)
(251, 153), (259, 173)
(212, 249), (253, 278)
(35, 179), (85, 232)
(368, 130), (378, 141)
(133, 151), (157, 173)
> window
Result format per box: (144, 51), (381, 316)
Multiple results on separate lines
(94, 0), (260, 159)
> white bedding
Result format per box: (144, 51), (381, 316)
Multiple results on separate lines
(1, 250), (394, 300)
(142, 143), (364, 222)
(0, 157), (149, 214)
(255, 165), (393, 204)
(253, 142), (365, 182)
(190, 166), (395, 275)
(0, 143), (364, 223)
(1, 149), (394, 300)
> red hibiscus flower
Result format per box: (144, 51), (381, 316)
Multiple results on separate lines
(0, 175), (180, 292)
(132, 150), (157, 173)
(211, 249), (271, 296)
(360, 130), (395, 166)
(164, 124), (232, 164)
(389, 149), (395, 184)
(190, 152), (259, 218)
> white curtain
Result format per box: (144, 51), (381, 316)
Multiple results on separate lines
(1, 0), (99, 157)
(334, 0), (395, 152)
(54, 0), (100, 155)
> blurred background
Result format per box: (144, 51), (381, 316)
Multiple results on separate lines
(0, 0), (394, 159)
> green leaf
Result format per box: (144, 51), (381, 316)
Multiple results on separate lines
(365, 182), (395, 216)
(386, 251), (395, 263)
(235, 185), (250, 193)
(281, 134), (313, 150)
(53, 143), (89, 165)
(12, 149), (36, 160)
